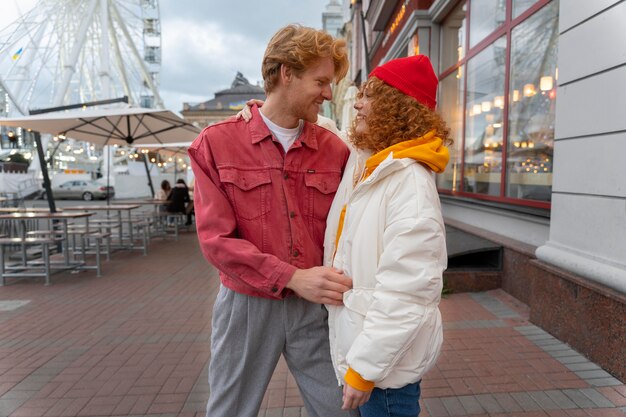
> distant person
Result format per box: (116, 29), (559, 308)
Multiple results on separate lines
(185, 176), (195, 223)
(324, 55), (450, 415)
(165, 179), (191, 225)
(188, 24), (357, 417)
(155, 179), (171, 201)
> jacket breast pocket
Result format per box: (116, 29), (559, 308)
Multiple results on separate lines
(304, 173), (341, 220)
(219, 168), (272, 220)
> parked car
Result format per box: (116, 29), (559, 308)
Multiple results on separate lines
(42, 180), (115, 201)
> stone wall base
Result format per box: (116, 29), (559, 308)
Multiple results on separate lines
(443, 270), (501, 293)
(528, 259), (626, 382)
(444, 219), (626, 382)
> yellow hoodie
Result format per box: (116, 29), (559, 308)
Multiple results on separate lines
(361, 129), (449, 180)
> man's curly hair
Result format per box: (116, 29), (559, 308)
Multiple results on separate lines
(349, 77), (452, 152)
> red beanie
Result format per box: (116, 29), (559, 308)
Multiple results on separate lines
(369, 55), (438, 109)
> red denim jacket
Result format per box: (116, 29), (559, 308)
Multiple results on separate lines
(188, 106), (349, 299)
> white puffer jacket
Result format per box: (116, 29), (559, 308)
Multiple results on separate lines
(324, 147), (446, 389)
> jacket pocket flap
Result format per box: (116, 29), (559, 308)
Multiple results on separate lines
(304, 173), (341, 194)
(219, 168), (271, 191)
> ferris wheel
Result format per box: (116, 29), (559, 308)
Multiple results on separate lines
(0, 0), (163, 117)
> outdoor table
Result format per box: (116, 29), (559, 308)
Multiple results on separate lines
(0, 207), (63, 213)
(120, 199), (191, 240)
(0, 211), (94, 271)
(63, 204), (145, 254)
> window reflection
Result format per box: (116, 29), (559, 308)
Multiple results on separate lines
(469, 0), (506, 48)
(437, 72), (465, 192)
(440, 1), (466, 71)
(512, 0), (537, 19)
(506, 1), (558, 201)
(463, 37), (506, 196)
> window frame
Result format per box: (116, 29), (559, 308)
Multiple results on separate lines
(437, 0), (555, 210)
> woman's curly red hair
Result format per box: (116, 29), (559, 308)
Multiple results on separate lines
(349, 77), (452, 152)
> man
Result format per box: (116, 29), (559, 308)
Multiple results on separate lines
(188, 25), (358, 417)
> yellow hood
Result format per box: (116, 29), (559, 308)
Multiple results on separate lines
(362, 130), (450, 180)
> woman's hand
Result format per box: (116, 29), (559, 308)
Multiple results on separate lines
(342, 384), (372, 410)
(236, 99), (265, 122)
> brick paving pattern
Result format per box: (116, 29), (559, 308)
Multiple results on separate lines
(0, 232), (624, 417)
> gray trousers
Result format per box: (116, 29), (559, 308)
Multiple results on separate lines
(206, 285), (359, 417)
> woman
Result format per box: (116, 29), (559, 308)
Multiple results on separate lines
(323, 55), (451, 416)
(155, 179), (171, 201)
(166, 179), (192, 225)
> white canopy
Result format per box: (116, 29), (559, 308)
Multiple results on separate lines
(0, 107), (200, 146)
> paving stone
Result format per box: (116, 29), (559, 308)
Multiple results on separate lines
(529, 391), (561, 410)
(534, 338), (565, 347)
(588, 378), (624, 387)
(457, 395), (485, 415)
(557, 355), (591, 365)
(424, 398), (450, 417)
(282, 407), (302, 417)
(542, 343), (573, 352)
(493, 393), (524, 413)
(441, 397), (466, 416)
(515, 326), (549, 336)
(511, 392), (543, 411)
(563, 389), (600, 408)
(576, 370), (615, 380)
(0, 398), (27, 416)
(579, 388), (616, 408)
(566, 362), (602, 372)
(550, 349), (583, 358)
(474, 394), (505, 413)
(265, 408), (284, 417)
(544, 390), (578, 409)
(0, 390), (37, 400)
(527, 334), (558, 341)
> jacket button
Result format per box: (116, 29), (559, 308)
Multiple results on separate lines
(283, 173), (289, 179)
(293, 249), (300, 257)
(271, 286), (278, 293)
(289, 211), (296, 218)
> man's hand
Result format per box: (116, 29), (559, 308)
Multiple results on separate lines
(342, 384), (372, 410)
(286, 266), (352, 305)
(236, 99), (265, 122)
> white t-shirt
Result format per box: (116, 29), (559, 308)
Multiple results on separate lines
(259, 109), (303, 153)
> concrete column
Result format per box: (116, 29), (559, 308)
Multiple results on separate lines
(535, 1), (626, 294)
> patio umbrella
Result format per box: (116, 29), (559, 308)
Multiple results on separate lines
(0, 107), (200, 146)
(0, 107), (200, 204)
(133, 142), (192, 183)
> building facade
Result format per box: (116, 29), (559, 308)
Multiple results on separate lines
(337, 0), (625, 380)
(181, 72), (265, 129)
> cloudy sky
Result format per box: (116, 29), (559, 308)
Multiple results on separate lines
(0, 0), (337, 111)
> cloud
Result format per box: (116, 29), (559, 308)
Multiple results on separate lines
(160, 17), (266, 107)
(157, 0), (331, 110)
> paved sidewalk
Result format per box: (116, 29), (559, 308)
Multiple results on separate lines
(0, 232), (624, 417)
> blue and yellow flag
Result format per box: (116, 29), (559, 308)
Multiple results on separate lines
(12, 47), (23, 61)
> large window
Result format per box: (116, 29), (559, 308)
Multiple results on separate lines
(437, 0), (557, 208)
(464, 38), (506, 196)
(469, 0), (506, 48)
(506, 2), (558, 201)
(439, 71), (464, 191)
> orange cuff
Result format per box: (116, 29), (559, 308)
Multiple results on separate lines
(344, 367), (375, 392)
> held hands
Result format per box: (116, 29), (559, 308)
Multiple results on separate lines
(342, 384), (372, 410)
(286, 266), (352, 305)
(236, 99), (265, 122)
